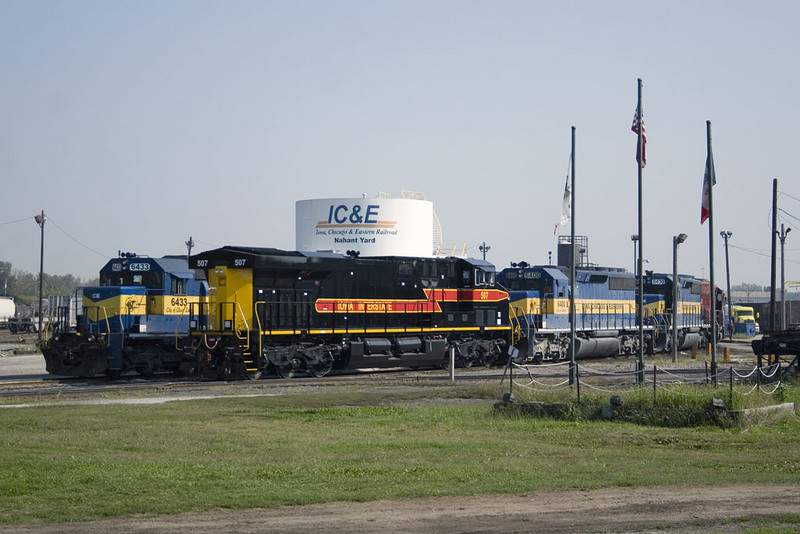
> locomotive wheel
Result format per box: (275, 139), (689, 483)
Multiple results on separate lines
(136, 357), (160, 378)
(306, 349), (333, 378)
(478, 345), (498, 367)
(308, 358), (332, 378)
(246, 368), (263, 380)
(245, 356), (265, 380)
(277, 358), (302, 379)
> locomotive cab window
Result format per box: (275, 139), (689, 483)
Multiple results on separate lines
(398, 262), (415, 277)
(474, 269), (495, 287)
(171, 276), (186, 296)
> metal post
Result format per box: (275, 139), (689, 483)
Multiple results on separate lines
(449, 345), (455, 382)
(636, 79), (645, 385)
(672, 234), (687, 363)
(569, 126), (577, 387)
(706, 121), (717, 385)
(34, 211), (46, 343)
(720, 231), (733, 340)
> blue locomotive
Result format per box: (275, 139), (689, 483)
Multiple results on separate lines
(41, 253), (207, 377)
(643, 271), (706, 352)
(498, 238), (711, 364)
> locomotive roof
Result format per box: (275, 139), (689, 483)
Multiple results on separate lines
(190, 246), (497, 270)
(99, 255), (194, 278)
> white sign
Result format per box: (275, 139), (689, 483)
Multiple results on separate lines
(296, 197), (434, 257)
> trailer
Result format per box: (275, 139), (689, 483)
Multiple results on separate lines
(751, 328), (800, 372)
(7, 316), (37, 334)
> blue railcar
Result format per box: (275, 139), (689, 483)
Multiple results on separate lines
(41, 254), (207, 377)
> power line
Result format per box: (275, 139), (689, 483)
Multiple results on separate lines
(779, 190), (800, 203)
(47, 216), (110, 260)
(729, 243), (800, 265)
(0, 216), (33, 226)
(778, 208), (800, 225)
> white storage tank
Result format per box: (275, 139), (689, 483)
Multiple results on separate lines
(296, 194), (435, 257)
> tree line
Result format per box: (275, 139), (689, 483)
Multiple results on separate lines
(0, 260), (98, 306)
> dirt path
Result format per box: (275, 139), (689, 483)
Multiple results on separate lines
(2, 484), (797, 533)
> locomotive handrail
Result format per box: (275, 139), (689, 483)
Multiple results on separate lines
(234, 301), (250, 351)
(173, 308), (189, 350)
(254, 301), (264, 358)
(85, 305), (112, 347)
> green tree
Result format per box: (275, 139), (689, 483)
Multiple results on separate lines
(0, 260), (98, 305)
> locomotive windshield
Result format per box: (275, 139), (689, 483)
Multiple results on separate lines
(100, 270), (163, 289)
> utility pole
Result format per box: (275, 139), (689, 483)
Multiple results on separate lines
(186, 236), (195, 258)
(778, 225), (791, 330)
(34, 210), (46, 343)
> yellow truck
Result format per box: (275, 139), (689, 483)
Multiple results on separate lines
(729, 305), (758, 336)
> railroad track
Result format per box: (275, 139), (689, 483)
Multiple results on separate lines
(0, 366), (508, 406)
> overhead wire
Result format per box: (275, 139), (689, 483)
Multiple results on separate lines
(0, 216), (33, 226)
(46, 216), (111, 260)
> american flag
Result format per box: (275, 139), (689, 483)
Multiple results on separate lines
(631, 109), (646, 167)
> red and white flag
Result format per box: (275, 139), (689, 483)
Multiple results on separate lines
(700, 151), (716, 224)
(631, 109), (646, 167)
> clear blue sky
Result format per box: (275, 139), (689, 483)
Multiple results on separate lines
(1, 0), (798, 287)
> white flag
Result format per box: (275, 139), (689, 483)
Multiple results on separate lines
(554, 158), (572, 234)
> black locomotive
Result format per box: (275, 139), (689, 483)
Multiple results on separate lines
(187, 246), (511, 378)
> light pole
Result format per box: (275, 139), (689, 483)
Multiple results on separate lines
(720, 231), (733, 340)
(34, 210), (46, 343)
(479, 241), (490, 261)
(778, 225), (791, 330)
(631, 235), (639, 276)
(672, 233), (687, 363)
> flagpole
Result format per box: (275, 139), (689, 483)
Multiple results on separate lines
(636, 78), (645, 385)
(569, 126), (577, 389)
(706, 120), (717, 385)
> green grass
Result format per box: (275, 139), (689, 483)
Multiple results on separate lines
(0, 384), (799, 525)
